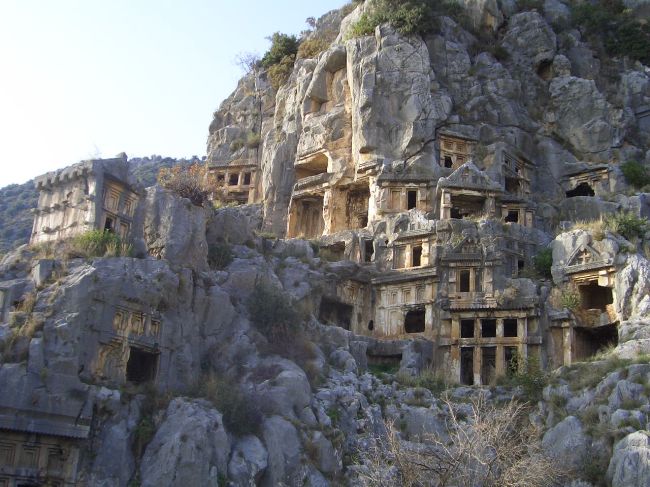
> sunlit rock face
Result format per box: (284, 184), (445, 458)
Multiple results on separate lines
(1, 0), (650, 485)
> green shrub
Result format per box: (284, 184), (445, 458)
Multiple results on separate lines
(533, 248), (553, 279)
(70, 230), (127, 258)
(396, 368), (449, 394)
(297, 37), (331, 59)
(571, 0), (650, 64)
(261, 32), (299, 68)
(268, 54), (295, 91)
(488, 44), (509, 61)
(621, 160), (650, 189)
(194, 374), (262, 436)
(349, 0), (465, 38)
(230, 138), (245, 152)
(504, 355), (547, 402)
(208, 242), (233, 270)
(560, 286), (581, 311)
(604, 211), (648, 241)
(245, 132), (262, 149)
(247, 281), (301, 341)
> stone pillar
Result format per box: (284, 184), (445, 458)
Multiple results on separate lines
(563, 326), (573, 366)
(496, 345), (504, 376)
(473, 346), (482, 386)
(440, 190), (451, 219)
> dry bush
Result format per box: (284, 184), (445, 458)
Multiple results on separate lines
(158, 163), (210, 206)
(358, 394), (568, 487)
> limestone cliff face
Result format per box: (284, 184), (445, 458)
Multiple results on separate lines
(2, 1), (650, 486)
(206, 0), (649, 236)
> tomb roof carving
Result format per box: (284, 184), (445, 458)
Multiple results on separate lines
(437, 162), (502, 192)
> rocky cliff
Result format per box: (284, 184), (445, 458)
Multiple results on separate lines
(1, 0), (650, 486)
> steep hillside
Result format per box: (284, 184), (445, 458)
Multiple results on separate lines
(1, 0), (650, 486)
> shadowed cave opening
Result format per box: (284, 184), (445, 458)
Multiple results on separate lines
(566, 182), (595, 198)
(126, 348), (158, 384)
(404, 308), (426, 333)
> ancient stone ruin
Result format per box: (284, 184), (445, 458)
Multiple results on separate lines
(3, 0), (650, 485)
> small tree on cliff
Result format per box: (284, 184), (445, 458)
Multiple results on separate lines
(157, 164), (211, 206)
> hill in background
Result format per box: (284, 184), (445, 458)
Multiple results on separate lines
(0, 155), (198, 253)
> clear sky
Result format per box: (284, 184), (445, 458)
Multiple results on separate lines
(0, 0), (348, 188)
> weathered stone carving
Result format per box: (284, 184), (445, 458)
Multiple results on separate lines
(30, 155), (139, 244)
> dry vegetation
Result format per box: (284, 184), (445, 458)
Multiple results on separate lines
(358, 394), (568, 487)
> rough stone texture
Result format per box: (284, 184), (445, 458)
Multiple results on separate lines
(140, 398), (231, 487)
(228, 435), (268, 486)
(542, 416), (589, 470)
(607, 431), (650, 487)
(133, 186), (209, 271)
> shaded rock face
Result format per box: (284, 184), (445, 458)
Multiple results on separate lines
(140, 398), (231, 487)
(133, 186), (209, 272)
(2, 1), (650, 486)
(607, 431), (650, 487)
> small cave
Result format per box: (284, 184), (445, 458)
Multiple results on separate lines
(367, 320), (374, 331)
(566, 182), (595, 198)
(319, 297), (353, 330)
(536, 59), (553, 80)
(460, 347), (474, 385)
(504, 210), (519, 223)
(404, 308), (426, 333)
(579, 283), (613, 311)
(126, 348), (158, 384)
(574, 324), (619, 362)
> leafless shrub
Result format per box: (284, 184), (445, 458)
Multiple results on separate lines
(357, 394), (569, 487)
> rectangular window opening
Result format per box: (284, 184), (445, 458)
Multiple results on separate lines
(126, 347), (158, 384)
(412, 245), (422, 267)
(407, 190), (417, 210)
(461, 347), (474, 385)
(481, 347), (496, 385)
(229, 173), (239, 186)
(404, 308), (426, 333)
(243, 172), (251, 185)
(481, 319), (497, 338)
(364, 239), (374, 263)
(505, 346), (518, 375)
(459, 269), (471, 292)
(504, 318), (518, 337)
(460, 319), (474, 338)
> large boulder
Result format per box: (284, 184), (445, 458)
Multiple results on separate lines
(134, 187), (209, 271)
(607, 431), (650, 487)
(542, 416), (588, 470)
(140, 398), (231, 487)
(228, 435), (268, 486)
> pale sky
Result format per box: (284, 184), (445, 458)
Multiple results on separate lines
(0, 0), (348, 188)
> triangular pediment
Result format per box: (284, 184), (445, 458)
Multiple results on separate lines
(452, 236), (482, 255)
(438, 162), (502, 191)
(566, 244), (600, 267)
